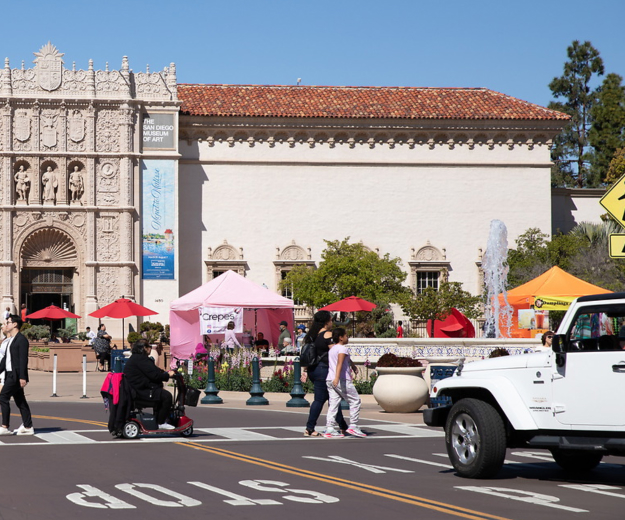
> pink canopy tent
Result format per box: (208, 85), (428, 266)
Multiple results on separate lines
(169, 270), (295, 361)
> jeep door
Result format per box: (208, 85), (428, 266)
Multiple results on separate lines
(552, 309), (625, 427)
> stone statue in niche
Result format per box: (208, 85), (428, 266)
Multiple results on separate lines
(42, 166), (58, 203)
(68, 165), (84, 202)
(14, 165), (30, 202)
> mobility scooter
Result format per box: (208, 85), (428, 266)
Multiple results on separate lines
(120, 372), (198, 439)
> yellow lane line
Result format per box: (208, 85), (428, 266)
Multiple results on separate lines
(177, 442), (512, 520)
(26, 414), (108, 427)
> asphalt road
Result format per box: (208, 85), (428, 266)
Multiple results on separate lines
(0, 402), (624, 519)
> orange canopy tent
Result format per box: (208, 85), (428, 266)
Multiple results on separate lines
(499, 266), (612, 337)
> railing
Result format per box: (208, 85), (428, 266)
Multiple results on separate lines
(346, 337), (541, 362)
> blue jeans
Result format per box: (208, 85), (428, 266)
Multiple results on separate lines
(305, 363), (347, 432)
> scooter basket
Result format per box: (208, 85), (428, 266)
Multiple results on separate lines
(186, 387), (201, 407)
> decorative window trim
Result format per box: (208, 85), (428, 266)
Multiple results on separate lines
(205, 240), (248, 279)
(409, 241), (450, 293)
(273, 241), (315, 297)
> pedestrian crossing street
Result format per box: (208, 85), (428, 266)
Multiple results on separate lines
(0, 423), (444, 447)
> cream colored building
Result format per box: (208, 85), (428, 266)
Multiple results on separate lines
(0, 45), (569, 336)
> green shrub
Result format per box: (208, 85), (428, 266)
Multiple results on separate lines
(55, 326), (76, 342)
(23, 325), (50, 341)
(127, 331), (142, 345)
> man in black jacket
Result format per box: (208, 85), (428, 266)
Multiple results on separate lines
(123, 339), (176, 429)
(0, 314), (33, 435)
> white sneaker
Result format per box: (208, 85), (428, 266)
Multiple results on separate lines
(158, 423), (175, 430)
(0, 426), (12, 435)
(15, 425), (34, 435)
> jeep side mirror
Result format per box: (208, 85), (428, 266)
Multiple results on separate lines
(552, 334), (565, 353)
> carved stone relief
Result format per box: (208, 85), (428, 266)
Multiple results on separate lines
(34, 42), (64, 92)
(277, 241), (310, 261)
(95, 109), (119, 152)
(13, 109), (31, 151)
(208, 240), (242, 261)
(40, 109), (58, 149)
(67, 110), (86, 152)
(96, 215), (120, 261)
(21, 228), (77, 267)
(96, 160), (119, 206)
(97, 266), (118, 304)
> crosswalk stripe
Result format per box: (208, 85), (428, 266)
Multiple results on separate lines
(370, 424), (445, 437)
(196, 428), (277, 441)
(35, 431), (96, 444)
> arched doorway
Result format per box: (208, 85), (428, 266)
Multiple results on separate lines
(19, 228), (79, 323)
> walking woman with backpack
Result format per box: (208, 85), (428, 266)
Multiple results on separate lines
(301, 310), (348, 437)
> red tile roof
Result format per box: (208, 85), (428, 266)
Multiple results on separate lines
(178, 84), (568, 121)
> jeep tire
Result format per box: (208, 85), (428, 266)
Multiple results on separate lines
(445, 398), (506, 479)
(550, 449), (603, 473)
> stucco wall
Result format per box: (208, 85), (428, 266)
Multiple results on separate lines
(551, 188), (606, 234)
(178, 138), (553, 303)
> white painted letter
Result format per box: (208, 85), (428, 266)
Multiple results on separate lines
(66, 485), (135, 509)
(116, 483), (201, 507)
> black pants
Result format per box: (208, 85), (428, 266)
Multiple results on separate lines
(0, 372), (32, 428)
(155, 391), (173, 424)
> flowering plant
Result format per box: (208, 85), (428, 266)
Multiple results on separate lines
(375, 353), (422, 368)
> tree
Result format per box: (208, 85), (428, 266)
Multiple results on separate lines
(549, 40), (604, 187)
(589, 73), (625, 182)
(405, 282), (482, 338)
(605, 147), (625, 185)
(507, 228), (586, 287)
(281, 238), (412, 308)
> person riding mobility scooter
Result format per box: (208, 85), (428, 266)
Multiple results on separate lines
(101, 339), (198, 439)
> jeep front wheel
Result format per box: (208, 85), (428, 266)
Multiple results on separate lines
(550, 449), (603, 472)
(445, 398), (506, 479)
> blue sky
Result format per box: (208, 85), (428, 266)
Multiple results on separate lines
(2, 1), (624, 107)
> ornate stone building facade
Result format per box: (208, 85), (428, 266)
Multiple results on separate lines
(0, 44), (178, 331)
(2, 44), (572, 333)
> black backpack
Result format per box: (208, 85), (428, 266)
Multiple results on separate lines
(299, 342), (318, 368)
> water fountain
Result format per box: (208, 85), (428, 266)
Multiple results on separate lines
(482, 220), (513, 338)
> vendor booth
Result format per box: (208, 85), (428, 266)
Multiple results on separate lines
(500, 266), (611, 338)
(169, 270), (295, 361)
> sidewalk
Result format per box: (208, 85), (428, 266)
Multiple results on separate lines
(23, 363), (426, 425)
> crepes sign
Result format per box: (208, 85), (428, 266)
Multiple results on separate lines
(199, 307), (243, 334)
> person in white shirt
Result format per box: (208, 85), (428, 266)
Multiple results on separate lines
(2, 308), (9, 321)
(86, 326), (96, 345)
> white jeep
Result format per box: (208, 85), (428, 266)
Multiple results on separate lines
(424, 293), (625, 478)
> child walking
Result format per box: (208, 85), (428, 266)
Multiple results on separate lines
(323, 328), (366, 438)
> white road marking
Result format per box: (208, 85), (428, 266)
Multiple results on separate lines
(456, 486), (588, 513)
(0, 424), (437, 446)
(36, 431), (96, 444)
(196, 428), (277, 441)
(385, 453), (453, 469)
(371, 424), (444, 437)
(303, 455), (414, 473)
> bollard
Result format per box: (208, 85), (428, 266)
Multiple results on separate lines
(201, 357), (223, 404)
(246, 356), (268, 405)
(286, 357), (309, 408)
(80, 354), (88, 399)
(51, 354), (58, 397)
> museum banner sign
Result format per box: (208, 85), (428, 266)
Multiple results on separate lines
(141, 160), (175, 279)
(142, 112), (176, 150)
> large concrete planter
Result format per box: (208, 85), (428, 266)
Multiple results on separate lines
(372, 366), (429, 413)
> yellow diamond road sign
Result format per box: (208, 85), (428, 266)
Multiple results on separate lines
(609, 234), (625, 258)
(600, 173), (625, 228)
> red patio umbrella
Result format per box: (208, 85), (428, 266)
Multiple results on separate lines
(26, 304), (81, 320)
(89, 298), (158, 348)
(26, 304), (81, 340)
(320, 296), (377, 335)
